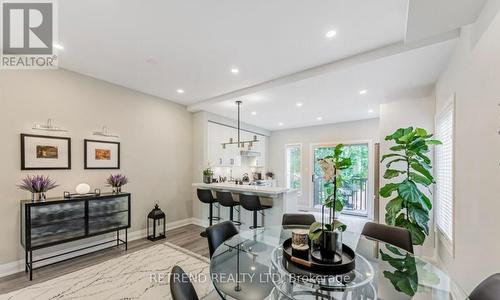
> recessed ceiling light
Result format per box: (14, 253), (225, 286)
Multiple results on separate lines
(278, 122), (284, 126)
(251, 111), (257, 116)
(231, 68), (239, 74)
(368, 109), (374, 113)
(296, 102), (303, 107)
(359, 90), (367, 95)
(53, 43), (64, 50)
(316, 116), (323, 121)
(177, 89), (185, 94)
(325, 30), (337, 38)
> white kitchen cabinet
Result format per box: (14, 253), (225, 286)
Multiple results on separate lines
(207, 121), (265, 168)
(208, 122), (241, 167)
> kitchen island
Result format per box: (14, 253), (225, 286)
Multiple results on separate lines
(192, 183), (298, 230)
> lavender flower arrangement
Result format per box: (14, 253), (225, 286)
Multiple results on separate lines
(18, 175), (58, 193)
(106, 174), (128, 188)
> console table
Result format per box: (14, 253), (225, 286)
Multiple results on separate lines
(21, 193), (131, 280)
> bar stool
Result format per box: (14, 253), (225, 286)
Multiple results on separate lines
(216, 191), (241, 226)
(197, 189), (221, 237)
(239, 194), (272, 229)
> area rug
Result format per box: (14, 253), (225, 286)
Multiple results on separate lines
(0, 242), (214, 300)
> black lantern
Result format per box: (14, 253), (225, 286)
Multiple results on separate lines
(147, 203), (166, 241)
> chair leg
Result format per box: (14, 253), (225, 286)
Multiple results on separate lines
(253, 211), (258, 229)
(229, 206), (241, 226)
(209, 202), (213, 226)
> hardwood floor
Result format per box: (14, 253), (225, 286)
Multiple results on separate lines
(0, 224), (208, 294)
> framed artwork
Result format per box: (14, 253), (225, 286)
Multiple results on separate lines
(84, 139), (120, 169)
(21, 134), (71, 170)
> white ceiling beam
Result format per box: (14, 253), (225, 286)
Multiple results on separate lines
(187, 30), (459, 112)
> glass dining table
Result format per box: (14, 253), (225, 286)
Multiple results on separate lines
(209, 226), (467, 300)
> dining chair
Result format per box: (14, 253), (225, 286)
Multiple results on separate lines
(361, 222), (414, 253)
(216, 191), (241, 225)
(206, 221), (239, 258)
(170, 265), (199, 300)
(196, 189), (221, 237)
(470, 273), (500, 300)
(282, 213), (316, 227)
(239, 194), (272, 229)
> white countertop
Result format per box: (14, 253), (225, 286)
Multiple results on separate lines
(192, 182), (295, 195)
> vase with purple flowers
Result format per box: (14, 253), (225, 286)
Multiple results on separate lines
(18, 175), (59, 201)
(106, 174), (128, 194)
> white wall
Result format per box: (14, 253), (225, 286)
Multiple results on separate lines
(268, 118), (379, 212)
(378, 97), (436, 257)
(434, 2), (500, 292)
(0, 69), (193, 266)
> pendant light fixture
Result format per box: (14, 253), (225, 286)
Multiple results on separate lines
(221, 101), (259, 149)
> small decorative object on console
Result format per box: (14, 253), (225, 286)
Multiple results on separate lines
(106, 174), (128, 193)
(18, 174), (58, 201)
(75, 183), (91, 195)
(147, 203), (166, 241)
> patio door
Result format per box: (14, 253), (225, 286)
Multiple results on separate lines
(311, 143), (371, 217)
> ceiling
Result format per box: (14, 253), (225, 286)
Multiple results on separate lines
(57, 0), (407, 104)
(56, 0), (487, 130)
(196, 39), (457, 130)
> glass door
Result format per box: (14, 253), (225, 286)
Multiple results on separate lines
(311, 143), (369, 217)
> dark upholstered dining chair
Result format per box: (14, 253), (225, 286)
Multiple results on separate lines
(361, 221), (414, 253)
(170, 265), (199, 300)
(206, 221), (239, 258)
(282, 213), (316, 227)
(470, 273), (500, 300)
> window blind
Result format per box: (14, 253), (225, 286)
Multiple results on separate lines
(435, 103), (454, 242)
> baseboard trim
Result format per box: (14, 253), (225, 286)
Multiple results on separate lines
(0, 217), (193, 278)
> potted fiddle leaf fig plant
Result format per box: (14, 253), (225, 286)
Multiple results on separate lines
(380, 127), (441, 246)
(309, 144), (352, 263)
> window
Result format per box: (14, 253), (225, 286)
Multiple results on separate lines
(312, 143), (369, 216)
(286, 145), (301, 195)
(435, 101), (454, 243)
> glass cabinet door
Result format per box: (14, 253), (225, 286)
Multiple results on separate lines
(29, 202), (86, 247)
(88, 197), (129, 234)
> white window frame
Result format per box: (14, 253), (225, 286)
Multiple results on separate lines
(434, 95), (455, 256)
(285, 143), (302, 198)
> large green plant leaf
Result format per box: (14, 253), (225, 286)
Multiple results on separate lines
(415, 128), (428, 137)
(381, 153), (406, 162)
(420, 193), (432, 211)
(396, 215), (426, 245)
(408, 203), (430, 234)
(380, 183), (400, 198)
(385, 128), (406, 141)
(416, 152), (431, 165)
(397, 180), (422, 204)
(308, 222), (323, 240)
(390, 145), (406, 151)
(410, 172), (432, 186)
(410, 162), (435, 183)
(399, 130), (416, 143)
(336, 157), (352, 170)
(426, 140), (442, 145)
(385, 197), (404, 225)
(384, 169), (406, 179)
(386, 158), (407, 168)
